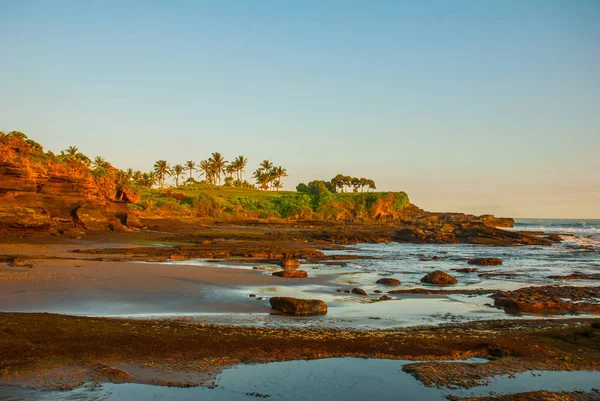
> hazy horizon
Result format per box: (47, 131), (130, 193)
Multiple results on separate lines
(1, 1), (598, 219)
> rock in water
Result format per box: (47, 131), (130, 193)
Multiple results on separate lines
(468, 258), (503, 266)
(269, 297), (327, 316)
(376, 278), (401, 286)
(281, 258), (300, 268)
(272, 270), (308, 278)
(420, 270), (458, 285)
(351, 288), (368, 296)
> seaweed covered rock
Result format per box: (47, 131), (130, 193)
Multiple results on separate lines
(421, 270), (458, 285)
(269, 297), (327, 316)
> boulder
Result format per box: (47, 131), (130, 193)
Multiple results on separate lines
(379, 295), (392, 301)
(269, 297), (327, 316)
(468, 258), (503, 266)
(420, 270), (458, 285)
(281, 258), (300, 268)
(272, 270), (308, 278)
(351, 287), (367, 296)
(0, 206), (52, 228)
(376, 278), (401, 286)
(75, 205), (110, 231)
(124, 212), (144, 229)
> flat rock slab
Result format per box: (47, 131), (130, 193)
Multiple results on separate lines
(493, 286), (600, 314)
(269, 297), (327, 316)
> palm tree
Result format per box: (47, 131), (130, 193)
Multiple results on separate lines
(153, 160), (170, 188)
(272, 166), (288, 191)
(66, 146), (78, 156)
(233, 155), (248, 181)
(185, 160), (196, 181)
(209, 152), (227, 185)
(258, 160), (273, 173)
(172, 164), (184, 186)
(252, 169), (268, 190)
(198, 159), (214, 184)
(92, 156), (107, 169)
(366, 179), (376, 192)
(225, 163), (236, 179)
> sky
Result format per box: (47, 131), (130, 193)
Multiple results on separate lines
(1, 0), (599, 218)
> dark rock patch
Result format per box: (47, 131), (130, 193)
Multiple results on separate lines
(376, 278), (401, 286)
(468, 258), (503, 266)
(421, 270), (458, 285)
(351, 288), (367, 296)
(272, 270), (308, 278)
(269, 297), (327, 316)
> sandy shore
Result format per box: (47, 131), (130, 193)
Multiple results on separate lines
(0, 256), (342, 316)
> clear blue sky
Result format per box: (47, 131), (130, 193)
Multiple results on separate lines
(1, 0), (598, 218)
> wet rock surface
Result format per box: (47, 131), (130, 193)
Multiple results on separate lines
(351, 288), (368, 296)
(376, 278), (401, 286)
(269, 297), (327, 316)
(421, 270), (458, 285)
(446, 390), (600, 401)
(468, 257), (503, 266)
(272, 270), (308, 278)
(493, 286), (600, 314)
(548, 273), (600, 281)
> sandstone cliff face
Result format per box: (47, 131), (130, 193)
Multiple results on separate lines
(0, 162), (127, 230)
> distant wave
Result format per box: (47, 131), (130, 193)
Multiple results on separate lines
(505, 226), (600, 235)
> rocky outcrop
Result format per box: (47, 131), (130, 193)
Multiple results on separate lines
(421, 270), (458, 285)
(125, 212), (144, 229)
(272, 270), (308, 278)
(468, 258), (503, 266)
(75, 204), (111, 231)
(376, 278), (401, 286)
(269, 297), (327, 316)
(0, 162), (130, 231)
(0, 206), (52, 228)
(493, 286), (600, 314)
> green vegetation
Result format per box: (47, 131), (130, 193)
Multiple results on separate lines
(2, 131), (410, 221)
(134, 185), (409, 221)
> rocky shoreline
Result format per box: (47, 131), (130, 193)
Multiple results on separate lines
(0, 313), (598, 391)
